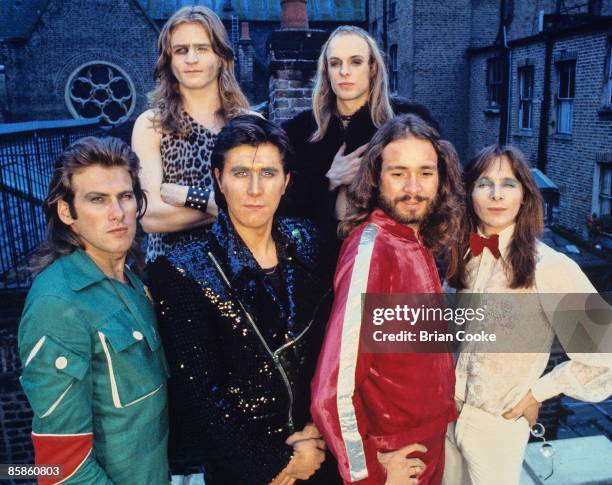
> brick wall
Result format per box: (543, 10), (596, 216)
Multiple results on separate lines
(508, 41), (547, 163)
(546, 32), (611, 236)
(246, 20), (361, 105)
(470, 0), (500, 48)
(468, 50), (504, 158)
(269, 68), (316, 123)
(267, 29), (328, 123)
(4, 0), (158, 124)
(0, 291), (33, 469)
(386, 0), (415, 100)
(413, 0), (471, 158)
(381, 0), (473, 159)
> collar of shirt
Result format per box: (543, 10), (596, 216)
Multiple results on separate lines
(369, 208), (419, 242)
(60, 248), (137, 292)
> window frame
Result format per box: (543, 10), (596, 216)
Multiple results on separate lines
(389, 44), (398, 94)
(486, 57), (504, 110)
(518, 65), (534, 130)
(604, 46), (612, 108)
(555, 60), (576, 135)
(597, 163), (612, 217)
(389, 0), (398, 21)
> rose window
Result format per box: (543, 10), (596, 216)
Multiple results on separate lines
(65, 62), (135, 126)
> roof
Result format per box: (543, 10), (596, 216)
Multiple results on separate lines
(0, 0), (48, 41)
(0, 118), (99, 136)
(0, 0), (158, 42)
(531, 168), (559, 191)
(138, 0), (365, 22)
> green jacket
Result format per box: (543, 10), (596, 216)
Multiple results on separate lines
(19, 249), (169, 484)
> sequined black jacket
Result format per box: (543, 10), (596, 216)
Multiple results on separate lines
(147, 210), (334, 484)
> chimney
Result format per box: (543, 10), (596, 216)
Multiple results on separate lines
(280, 0), (309, 29)
(268, 0), (327, 122)
(240, 21), (250, 41)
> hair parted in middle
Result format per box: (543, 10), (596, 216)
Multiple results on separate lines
(148, 5), (250, 134)
(339, 114), (465, 258)
(211, 114), (294, 212)
(30, 136), (146, 275)
(310, 25), (394, 142)
(448, 144), (544, 290)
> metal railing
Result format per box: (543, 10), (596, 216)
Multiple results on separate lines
(0, 119), (102, 288)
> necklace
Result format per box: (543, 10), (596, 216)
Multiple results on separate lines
(263, 265), (278, 276)
(339, 113), (354, 123)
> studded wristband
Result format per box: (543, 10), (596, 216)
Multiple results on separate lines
(185, 186), (211, 213)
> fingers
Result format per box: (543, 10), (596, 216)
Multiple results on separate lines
(302, 423), (321, 439)
(277, 475), (294, 485)
(335, 143), (347, 157)
(377, 450), (393, 464)
(396, 443), (428, 456)
(406, 458), (426, 476)
(285, 431), (305, 446)
(502, 406), (521, 420)
(349, 143), (369, 158)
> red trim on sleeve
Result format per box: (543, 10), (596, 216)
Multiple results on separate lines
(32, 432), (93, 485)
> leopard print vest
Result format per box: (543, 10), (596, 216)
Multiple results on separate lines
(145, 111), (218, 263)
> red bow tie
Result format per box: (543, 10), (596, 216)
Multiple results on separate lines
(469, 232), (501, 259)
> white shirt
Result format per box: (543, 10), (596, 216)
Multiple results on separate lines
(455, 224), (612, 415)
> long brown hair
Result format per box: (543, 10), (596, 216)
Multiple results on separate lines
(448, 144), (544, 289)
(148, 6), (250, 133)
(310, 25), (394, 142)
(339, 114), (464, 258)
(30, 137), (147, 275)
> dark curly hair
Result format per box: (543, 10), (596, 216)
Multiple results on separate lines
(339, 114), (465, 261)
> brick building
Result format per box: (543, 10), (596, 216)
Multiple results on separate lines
(370, 0), (612, 238)
(0, 0), (364, 128)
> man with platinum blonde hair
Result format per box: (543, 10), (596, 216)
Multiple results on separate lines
(283, 25), (437, 258)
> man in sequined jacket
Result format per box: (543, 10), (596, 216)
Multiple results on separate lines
(148, 115), (340, 484)
(311, 114), (465, 484)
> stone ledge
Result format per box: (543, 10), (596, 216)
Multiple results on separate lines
(520, 435), (612, 484)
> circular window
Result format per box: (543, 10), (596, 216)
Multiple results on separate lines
(65, 62), (135, 126)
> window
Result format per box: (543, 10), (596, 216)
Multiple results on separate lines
(370, 20), (378, 39)
(598, 163), (612, 216)
(389, 45), (398, 93)
(518, 66), (534, 130)
(65, 61), (135, 126)
(604, 46), (612, 107)
(486, 57), (503, 109)
(555, 61), (575, 134)
(0, 64), (6, 112)
(389, 0), (397, 21)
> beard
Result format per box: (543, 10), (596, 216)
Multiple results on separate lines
(378, 193), (436, 226)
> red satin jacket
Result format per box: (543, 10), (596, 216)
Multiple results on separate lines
(311, 209), (457, 484)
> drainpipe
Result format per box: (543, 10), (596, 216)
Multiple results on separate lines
(503, 26), (512, 145)
(382, 0), (388, 52)
(537, 34), (553, 171)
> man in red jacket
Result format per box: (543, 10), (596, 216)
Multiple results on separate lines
(311, 113), (464, 484)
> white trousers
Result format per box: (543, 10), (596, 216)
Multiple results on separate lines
(442, 404), (530, 485)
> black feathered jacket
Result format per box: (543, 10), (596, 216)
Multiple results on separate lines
(281, 100), (436, 257)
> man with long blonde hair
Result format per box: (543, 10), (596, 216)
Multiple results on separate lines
(132, 5), (250, 263)
(283, 25), (436, 257)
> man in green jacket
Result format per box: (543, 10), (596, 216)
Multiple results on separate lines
(18, 137), (169, 484)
